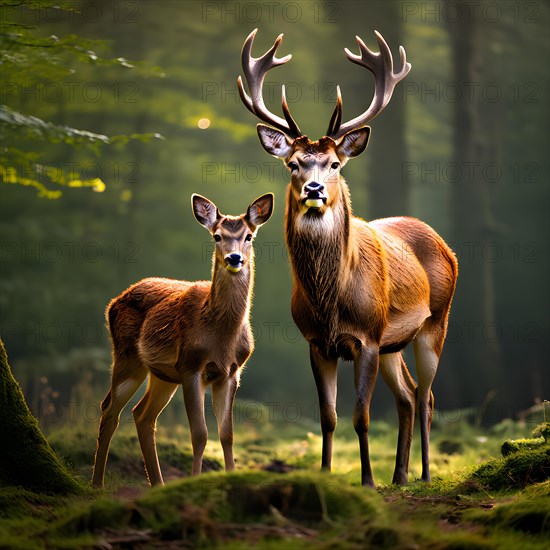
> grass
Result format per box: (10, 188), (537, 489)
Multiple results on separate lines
(1, 406), (549, 549)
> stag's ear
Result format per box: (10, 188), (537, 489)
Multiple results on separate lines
(336, 127), (371, 159)
(246, 193), (274, 227)
(257, 125), (293, 158)
(192, 194), (220, 231)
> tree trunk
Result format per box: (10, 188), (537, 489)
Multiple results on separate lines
(447, 8), (501, 405)
(0, 338), (83, 494)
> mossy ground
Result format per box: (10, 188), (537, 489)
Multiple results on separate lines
(1, 409), (548, 549)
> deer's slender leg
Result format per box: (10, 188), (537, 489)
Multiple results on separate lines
(413, 325), (442, 482)
(310, 343), (338, 471)
(353, 343), (380, 488)
(379, 352), (417, 485)
(212, 375), (239, 471)
(132, 374), (178, 486)
(92, 359), (147, 488)
(182, 373), (207, 475)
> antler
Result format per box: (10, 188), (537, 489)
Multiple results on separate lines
(326, 31), (411, 139)
(237, 28), (302, 139)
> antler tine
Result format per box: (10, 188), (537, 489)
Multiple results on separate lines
(281, 85), (301, 137)
(325, 85), (342, 137)
(328, 30), (412, 139)
(237, 29), (302, 138)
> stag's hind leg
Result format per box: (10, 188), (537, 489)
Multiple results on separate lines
(413, 322), (445, 482)
(379, 352), (417, 485)
(92, 357), (147, 488)
(132, 374), (178, 486)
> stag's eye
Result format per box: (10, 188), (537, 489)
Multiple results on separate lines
(214, 234), (222, 242)
(245, 234), (253, 242)
(331, 162), (340, 170)
(287, 162), (299, 172)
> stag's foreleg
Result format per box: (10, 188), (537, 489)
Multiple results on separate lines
(353, 343), (380, 488)
(413, 324), (442, 482)
(379, 352), (417, 485)
(310, 343), (338, 471)
(212, 375), (239, 471)
(182, 372), (208, 475)
(132, 373), (178, 486)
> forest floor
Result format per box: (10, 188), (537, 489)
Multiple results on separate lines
(1, 402), (549, 549)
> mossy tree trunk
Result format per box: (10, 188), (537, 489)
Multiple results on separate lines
(0, 338), (84, 494)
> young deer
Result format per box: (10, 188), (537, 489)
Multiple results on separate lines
(238, 29), (458, 487)
(91, 193), (274, 487)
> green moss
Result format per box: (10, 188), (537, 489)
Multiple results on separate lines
(0, 487), (59, 519)
(53, 498), (131, 535)
(472, 445), (550, 490)
(532, 422), (550, 442)
(47, 424), (222, 486)
(137, 470), (383, 530)
(0, 339), (85, 495)
(501, 424), (550, 457)
(46, 470), (386, 546)
(465, 483), (550, 535)
(501, 437), (545, 457)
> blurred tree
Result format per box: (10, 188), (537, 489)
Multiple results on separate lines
(446, 2), (500, 402)
(365, 3), (409, 217)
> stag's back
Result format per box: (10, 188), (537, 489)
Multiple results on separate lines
(370, 217), (458, 322)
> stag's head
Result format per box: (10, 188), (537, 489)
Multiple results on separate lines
(237, 29), (411, 220)
(192, 193), (273, 273)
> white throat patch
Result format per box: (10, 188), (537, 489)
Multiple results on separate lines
(297, 207), (336, 236)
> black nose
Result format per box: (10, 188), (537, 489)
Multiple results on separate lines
(226, 253), (243, 266)
(304, 182), (325, 197)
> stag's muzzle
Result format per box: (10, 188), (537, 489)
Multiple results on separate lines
(303, 182), (326, 209)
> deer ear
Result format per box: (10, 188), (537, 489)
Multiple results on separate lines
(257, 125), (293, 158)
(336, 127), (371, 158)
(192, 194), (220, 230)
(246, 193), (274, 227)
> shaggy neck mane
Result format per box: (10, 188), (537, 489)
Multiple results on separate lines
(285, 182), (353, 345)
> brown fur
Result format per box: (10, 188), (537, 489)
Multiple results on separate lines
(91, 194), (273, 487)
(257, 126), (458, 486)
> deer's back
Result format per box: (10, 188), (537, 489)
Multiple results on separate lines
(106, 277), (206, 357)
(107, 277), (253, 384)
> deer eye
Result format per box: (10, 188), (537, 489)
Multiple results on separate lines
(214, 234), (221, 242)
(331, 162), (340, 170)
(245, 234), (253, 242)
(287, 161), (298, 172)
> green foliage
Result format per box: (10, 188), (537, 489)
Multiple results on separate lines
(0, 0), (163, 197)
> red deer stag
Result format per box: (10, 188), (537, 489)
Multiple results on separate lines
(238, 29), (458, 487)
(92, 193), (274, 487)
